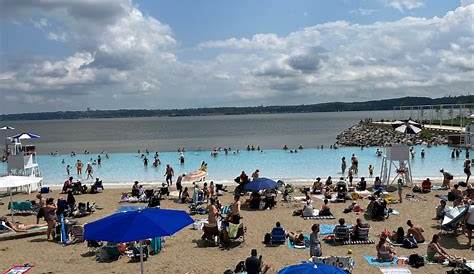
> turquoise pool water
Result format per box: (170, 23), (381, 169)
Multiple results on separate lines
(0, 145), (466, 185)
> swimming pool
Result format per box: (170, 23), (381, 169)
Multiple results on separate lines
(0, 145), (466, 185)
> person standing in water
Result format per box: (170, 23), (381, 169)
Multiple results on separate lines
(165, 164), (174, 186)
(86, 162), (93, 180)
(143, 157), (148, 167)
(66, 165), (71, 176)
(75, 160), (83, 176)
(421, 149), (425, 159)
(97, 155), (101, 166)
(341, 157), (347, 176)
(368, 165), (374, 177)
(179, 152), (185, 165)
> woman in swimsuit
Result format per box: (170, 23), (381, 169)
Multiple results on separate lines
(376, 237), (396, 261)
(0, 217), (46, 232)
(426, 234), (462, 263)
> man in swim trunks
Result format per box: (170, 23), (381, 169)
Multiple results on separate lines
(165, 164), (174, 186)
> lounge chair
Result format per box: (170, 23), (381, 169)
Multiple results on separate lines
(0, 221), (47, 241)
(270, 227), (286, 245)
(8, 201), (36, 215)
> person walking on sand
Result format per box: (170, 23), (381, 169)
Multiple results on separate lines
(464, 158), (471, 184)
(165, 164), (174, 186)
(75, 160), (83, 176)
(397, 178), (403, 203)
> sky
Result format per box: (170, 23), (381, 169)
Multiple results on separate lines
(0, 0), (473, 114)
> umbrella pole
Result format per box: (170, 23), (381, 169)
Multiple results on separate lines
(140, 241), (144, 274)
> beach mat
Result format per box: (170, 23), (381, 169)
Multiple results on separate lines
(364, 256), (398, 267)
(379, 267), (411, 274)
(3, 264), (33, 274)
(303, 215), (335, 220)
(342, 239), (375, 245)
(287, 234), (309, 249)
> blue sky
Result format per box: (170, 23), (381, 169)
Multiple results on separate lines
(0, 0), (472, 113)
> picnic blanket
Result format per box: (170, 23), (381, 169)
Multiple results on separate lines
(364, 256), (398, 267)
(287, 234), (309, 249)
(3, 264), (33, 274)
(379, 267), (411, 274)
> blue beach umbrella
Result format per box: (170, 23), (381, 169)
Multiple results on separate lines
(84, 207), (193, 274)
(278, 262), (347, 274)
(244, 177), (277, 192)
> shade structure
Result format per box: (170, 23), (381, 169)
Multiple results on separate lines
(244, 177), (277, 192)
(392, 120), (422, 134)
(278, 263), (347, 274)
(10, 132), (40, 140)
(0, 126), (15, 130)
(84, 207), (193, 243)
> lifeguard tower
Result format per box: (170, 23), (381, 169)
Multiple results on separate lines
(380, 144), (412, 186)
(0, 133), (43, 194)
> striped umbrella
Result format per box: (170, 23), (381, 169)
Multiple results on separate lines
(392, 120), (422, 134)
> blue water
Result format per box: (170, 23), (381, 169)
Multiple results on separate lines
(0, 145), (465, 185)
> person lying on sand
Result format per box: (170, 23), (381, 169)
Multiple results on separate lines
(0, 216), (47, 233)
(287, 232), (305, 246)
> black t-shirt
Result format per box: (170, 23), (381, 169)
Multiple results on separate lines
(245, 256), (261, 274)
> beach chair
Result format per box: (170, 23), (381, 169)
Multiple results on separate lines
(96, 243), (121, 262)
(8, 201), (36, 215)
(70, 225), (84, 243)
(0, 221), (47, 241)
(270, 227), (286, 245)
(441, 205), (469, 234)
(333, 226), (351, 244)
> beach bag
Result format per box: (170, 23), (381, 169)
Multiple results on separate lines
(446, 173), (454, 180)
(412, 185), (421, 193)
(264, 233), (271, 244)
(408, 254), (424, 268)
(447, 191), (456, 201)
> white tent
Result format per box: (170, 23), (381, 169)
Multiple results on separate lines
(0, 176), (43, 221)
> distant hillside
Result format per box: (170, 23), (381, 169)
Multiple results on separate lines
(1, 95), (472, 121)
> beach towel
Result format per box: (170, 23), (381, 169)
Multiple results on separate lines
(379, 267), (411, 274)
(364, 256), (398, 267)
(287, 234), (310, 249)
(303, 215), (335, 220)
(3, 264), (33, 274)
(228, 223), (240, 238)
(389, 209), (400, 216)
(319, 224), (353, 236)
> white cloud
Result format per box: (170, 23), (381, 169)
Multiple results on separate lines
(0, 1), (473, 112)
(387, 0), (424, 12)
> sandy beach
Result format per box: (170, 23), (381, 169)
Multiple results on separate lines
(0, 181), (472, 274)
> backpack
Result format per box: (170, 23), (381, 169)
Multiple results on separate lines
(408, 254), (425, 268)
(263, 233), (271, 244)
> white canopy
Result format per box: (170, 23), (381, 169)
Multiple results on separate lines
(0, 176), (43, 190)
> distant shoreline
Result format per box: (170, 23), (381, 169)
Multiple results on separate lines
(1, 95), (472, 121)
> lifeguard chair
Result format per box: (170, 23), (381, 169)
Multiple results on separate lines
(380, 144), (412, 186)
